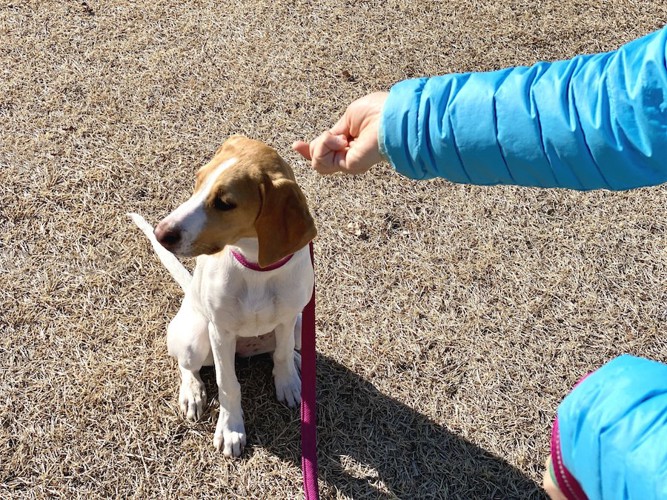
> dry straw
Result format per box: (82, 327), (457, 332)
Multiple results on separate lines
(2, 0), (667, 498)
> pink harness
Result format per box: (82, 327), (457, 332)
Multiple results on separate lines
(231, 244), (319, 499)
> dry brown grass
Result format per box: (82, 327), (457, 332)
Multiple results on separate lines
(2, 0), (667, 498)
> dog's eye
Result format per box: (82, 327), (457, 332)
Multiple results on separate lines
(213, 197), (236, 211)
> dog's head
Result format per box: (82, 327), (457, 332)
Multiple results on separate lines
(154, 135), (316, 267)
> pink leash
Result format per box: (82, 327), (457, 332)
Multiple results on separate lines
(301, 241), (319, 499)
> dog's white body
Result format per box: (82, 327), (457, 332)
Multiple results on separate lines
(130, 136), (315, 457)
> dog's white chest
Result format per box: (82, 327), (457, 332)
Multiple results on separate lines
(193, 250), (311, 338)
(230, 283), (280, 336)
(197, 272), (289, 338)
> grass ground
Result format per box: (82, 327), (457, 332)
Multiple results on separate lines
(2, 1), (667, 498)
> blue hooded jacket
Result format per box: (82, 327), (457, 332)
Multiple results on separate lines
(379, 27), (667, 190)
(556, 355), (667, 499)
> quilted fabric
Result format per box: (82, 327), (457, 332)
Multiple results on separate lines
(380, 27), (667, 191)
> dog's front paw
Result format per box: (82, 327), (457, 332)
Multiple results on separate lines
(274, 368), (301, 408)
(179, 370), (207, 421)
(213, 419), (246, 458)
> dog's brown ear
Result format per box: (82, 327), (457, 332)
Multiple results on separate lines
(255, 177), (316, 268)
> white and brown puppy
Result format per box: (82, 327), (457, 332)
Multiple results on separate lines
(129, 136), (316, 457)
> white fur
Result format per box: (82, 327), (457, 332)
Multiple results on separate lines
(159, 157), (238, 254)
(129, 211), (313, 457)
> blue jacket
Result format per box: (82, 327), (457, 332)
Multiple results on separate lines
(380, 27), (667, 190)
(557, 355), (667, 499)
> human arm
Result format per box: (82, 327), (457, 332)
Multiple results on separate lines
(296, 27), (667, 190)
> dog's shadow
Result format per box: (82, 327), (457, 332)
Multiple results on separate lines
(202, 353), (545, 499)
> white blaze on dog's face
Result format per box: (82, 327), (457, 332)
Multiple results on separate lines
(155, 156), (241, 255)
(154, 136), (316, 266)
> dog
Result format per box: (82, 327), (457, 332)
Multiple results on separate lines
(129, 135), (316, 457)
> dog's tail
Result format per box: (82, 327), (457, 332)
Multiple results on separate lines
(127, 212), (192, 292)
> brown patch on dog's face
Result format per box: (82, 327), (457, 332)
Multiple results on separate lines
(186, 136), (316, 262)
(187, 159), (262, 255)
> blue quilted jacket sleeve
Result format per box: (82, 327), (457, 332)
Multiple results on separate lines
(557, 355), (667, 499)
(379, 27), (667, 190)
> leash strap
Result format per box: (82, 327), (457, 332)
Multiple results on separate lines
(301, 241), (319, 499)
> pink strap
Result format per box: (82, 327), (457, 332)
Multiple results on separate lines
(551, 418), (587, 500)
(230, 249), (293, 271)
(550, 373), (592, 500)
(301, 241), (319, 499)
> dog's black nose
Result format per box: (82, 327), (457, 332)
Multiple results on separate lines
(154, 223), (181, 249)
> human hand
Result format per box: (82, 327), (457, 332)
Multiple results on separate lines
(292, 91), (389, 175)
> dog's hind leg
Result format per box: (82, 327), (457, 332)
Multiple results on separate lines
(167, 294), (212, 421)
(273, 316), (301, 408)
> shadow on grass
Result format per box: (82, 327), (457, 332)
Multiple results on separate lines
(205, 352), (545, 499)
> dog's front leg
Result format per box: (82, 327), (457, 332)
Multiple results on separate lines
(208, 324), (246, 457)
(273, 317), (301, 408)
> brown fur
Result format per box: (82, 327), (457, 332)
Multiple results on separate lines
(191, 136), (316, 265)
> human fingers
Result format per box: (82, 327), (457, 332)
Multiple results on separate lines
(293, 133), (347, 162)
(292, 141), (312, 160)
(292, 134), (347, 173)
(343, 128), (382, 175)
(308, 131), (348, 174)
